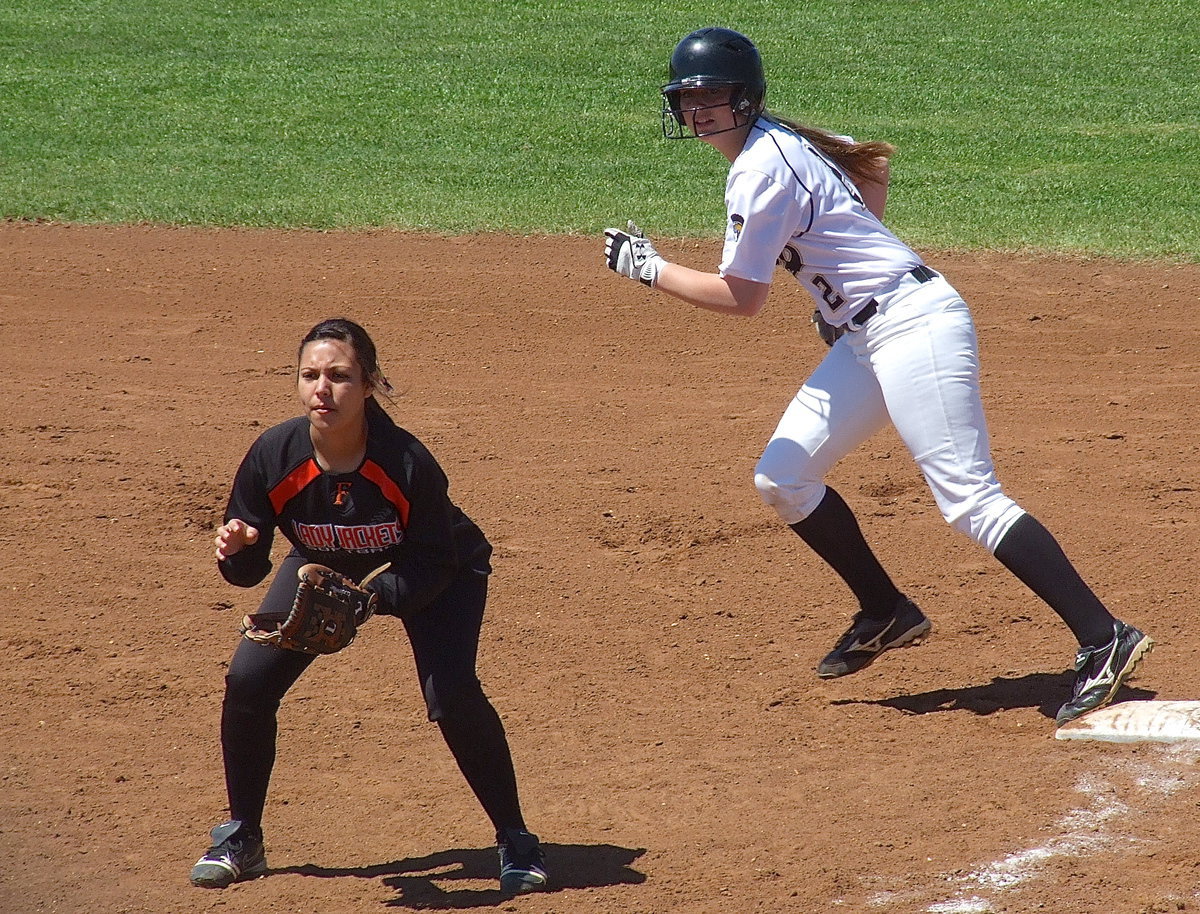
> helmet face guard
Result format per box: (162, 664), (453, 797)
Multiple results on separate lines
(661, 27), (766, 140)
(661, 81), (760, 139)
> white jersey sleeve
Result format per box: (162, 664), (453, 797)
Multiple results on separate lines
(719, 170), (802, 284)
(718, 118), (924, 325)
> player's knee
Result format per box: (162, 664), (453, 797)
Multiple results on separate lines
(943, 499), (1025, 553)
(754, 451), (825, 524)
(755, 471), (820, 522)
(424, 676), (487, 723)
(223, 666), (260, 706)
(222, 674), (278, 720)
(754, 470), (787, 508)
(221, 689), (279, 739)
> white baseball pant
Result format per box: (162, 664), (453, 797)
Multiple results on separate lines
(754, 270), (1027, 553)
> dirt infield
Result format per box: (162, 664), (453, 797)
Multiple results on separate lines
(5, 222), (1200, 914)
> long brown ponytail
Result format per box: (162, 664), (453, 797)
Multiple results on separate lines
(765, 113), (895, 186)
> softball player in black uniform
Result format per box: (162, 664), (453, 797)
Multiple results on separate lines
(189, 318), (548, 894)
(604, 27), (1152, 726)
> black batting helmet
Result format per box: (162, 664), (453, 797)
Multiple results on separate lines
(661, 27), (766, 139)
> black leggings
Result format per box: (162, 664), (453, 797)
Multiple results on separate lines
(220, 553), (525, 836)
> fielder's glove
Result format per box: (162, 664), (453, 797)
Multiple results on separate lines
(604, 220), (666, 287)
(240, 562), (389, 655)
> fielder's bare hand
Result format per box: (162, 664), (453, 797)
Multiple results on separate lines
(214, 518), (259, 560)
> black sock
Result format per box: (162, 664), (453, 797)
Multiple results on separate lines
(993, 512), (1115, 647)
(789, 486), (903, 618)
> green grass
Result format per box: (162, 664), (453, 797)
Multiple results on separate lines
(1, 0), (1196, 258)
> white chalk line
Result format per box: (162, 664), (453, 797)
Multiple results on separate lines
(859, 744), (1200, 913)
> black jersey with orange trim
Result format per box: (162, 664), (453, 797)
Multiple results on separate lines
(218, 406), (491, 618)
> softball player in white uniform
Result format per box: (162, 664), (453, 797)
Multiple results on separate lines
(603, 27), (1151, 725)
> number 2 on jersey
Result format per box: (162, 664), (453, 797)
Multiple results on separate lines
(812, 275), (846, 312)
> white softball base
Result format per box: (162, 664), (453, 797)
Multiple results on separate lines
(1055, 700), (1200, 743)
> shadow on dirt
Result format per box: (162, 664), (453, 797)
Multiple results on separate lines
(271, 842), (647, 908)
(832, 671), (1156, 720)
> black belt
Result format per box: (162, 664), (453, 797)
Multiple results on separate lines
(849, 264), (938, 328)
